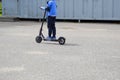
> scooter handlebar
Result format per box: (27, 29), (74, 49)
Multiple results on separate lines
(39, 6), (46, 10)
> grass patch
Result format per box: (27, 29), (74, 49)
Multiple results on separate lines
(0, 2), (2, 16)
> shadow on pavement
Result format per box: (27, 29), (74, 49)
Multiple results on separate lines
(42, 42), (79, 46)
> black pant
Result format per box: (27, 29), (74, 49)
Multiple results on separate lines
(48, 16), (56, 37)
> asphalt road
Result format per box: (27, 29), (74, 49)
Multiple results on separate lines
(0, 21), (120, 80)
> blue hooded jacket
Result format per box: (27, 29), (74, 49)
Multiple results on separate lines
(47, 0), (56, 16)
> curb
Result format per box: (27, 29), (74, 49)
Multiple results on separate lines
(0, 16), (19, 22)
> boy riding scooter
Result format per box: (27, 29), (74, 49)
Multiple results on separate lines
(41, 0), (57, 40)
(35, 0), (65, 45)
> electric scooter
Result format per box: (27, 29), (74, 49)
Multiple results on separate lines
(35, 10), (66, 45)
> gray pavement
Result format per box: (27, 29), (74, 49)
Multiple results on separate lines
(0, 21), (120, 80)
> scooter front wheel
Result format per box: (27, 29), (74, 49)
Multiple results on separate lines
(58, 37), (66, 45)
(35, 36), (42, 43)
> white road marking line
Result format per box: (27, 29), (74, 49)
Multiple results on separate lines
(0, 66), (25, 73)
(26, 51), (51, 55)
(4, 33), (31, 36)
(111, 56), (120, 59)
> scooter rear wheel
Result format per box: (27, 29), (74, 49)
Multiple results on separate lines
(58, 37), (66, 45)
(36, 36), (42, 43)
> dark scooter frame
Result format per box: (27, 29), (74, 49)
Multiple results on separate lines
(35, 10), (66, 45)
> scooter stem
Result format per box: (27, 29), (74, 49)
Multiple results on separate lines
(39, 10), (47, 36)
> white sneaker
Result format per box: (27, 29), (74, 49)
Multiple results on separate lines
(51, 37), (56, 40)
(46, 36), (51, 41)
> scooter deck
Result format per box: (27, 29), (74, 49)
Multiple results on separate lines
(44, 39), (58, 42)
